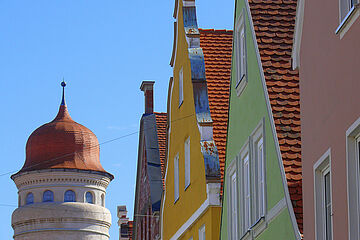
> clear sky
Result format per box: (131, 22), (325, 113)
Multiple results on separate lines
(0, 0), (234, 239)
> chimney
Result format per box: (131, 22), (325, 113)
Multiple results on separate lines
(140, 81), (155, 114)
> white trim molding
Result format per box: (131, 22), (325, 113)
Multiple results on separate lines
(336, 1), (360, 38)
(292, 0), (304, 70)
(313, 148), (333, 240)
(346, 116), (360, 240)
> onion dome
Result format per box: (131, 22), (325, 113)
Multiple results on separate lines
(16, 81), (112, 178)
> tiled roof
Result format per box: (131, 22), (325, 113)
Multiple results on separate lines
(248, 0), (303, 233)
(199, 29), (233, 194)
(155, 112), (167, 188)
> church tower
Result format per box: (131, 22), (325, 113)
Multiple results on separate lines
(11, 82), (114, 240)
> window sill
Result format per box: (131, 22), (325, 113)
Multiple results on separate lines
(335, 4), (360, 39)
(252, 217), (267, 237)
(236, 75), (247, 97)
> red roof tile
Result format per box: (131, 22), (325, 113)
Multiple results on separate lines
(155, 112), (167, 188)
(199, 29), (233, 195)
(248, 0), (303, 233)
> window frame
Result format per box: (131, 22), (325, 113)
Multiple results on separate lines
(198, 224), (206, 240)
(174, 153), (180, 203)
(64, 190), (76, 202)
(346, 117), (360, 240)
(26, 192), (34, 205)
(227, 159), (238, 240)
(336, 0), (360, 38)
(314, 148), (333, 240)
(179, 67), (184, 107)
(184, 137), (191, 189)
(235, 9), (247, 97)
(85, 191), (94, 204)
(42, 190), (54, 203)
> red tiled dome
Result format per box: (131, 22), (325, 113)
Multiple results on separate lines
(19, 104), (109, 175)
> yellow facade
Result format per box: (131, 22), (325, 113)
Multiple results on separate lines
(161, 0), (221, 239)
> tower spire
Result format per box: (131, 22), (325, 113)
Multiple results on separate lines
(61, 79), (66, 106)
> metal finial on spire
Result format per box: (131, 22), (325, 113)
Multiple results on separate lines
(61, 79), (66, 105)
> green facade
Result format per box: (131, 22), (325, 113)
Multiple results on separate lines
(220, 0), (298, 239)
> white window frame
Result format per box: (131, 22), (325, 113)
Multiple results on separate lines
(346, 117), (360, 240)
(227, 159), (238, 240)
(255, 136), (265, 220)
(199, 224), (205, 240)
(174, 153), (180, 202)
(336, 0), (360, 38)
(314, 148), (333, 240)
(185, 137), (191, 189)
(235, 9), (247, 97)
(179, 67), (184, 107)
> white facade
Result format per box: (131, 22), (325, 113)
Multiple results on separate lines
(11, 170), (112, 240)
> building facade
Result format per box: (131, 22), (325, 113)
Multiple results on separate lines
(160, 1), (232, 239)
(11, 83), (113, 240)
(220, 0), (303, 239)
(295, 0), (360, 239)
(133, 81), (166, 240)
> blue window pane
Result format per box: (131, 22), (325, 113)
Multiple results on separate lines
(26, 193), (34, 205)
(85, 192), (93, 204)
(64, 190), (76, 202)
(43, 190), (54, 202)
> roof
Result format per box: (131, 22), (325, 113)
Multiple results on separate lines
(199, 29), (233, 193)
(13, 104), (112, 179)
(155, 112), (167, 187)
(248, 0), (303, 233)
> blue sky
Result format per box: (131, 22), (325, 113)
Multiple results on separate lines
(0, 0), (234, 239)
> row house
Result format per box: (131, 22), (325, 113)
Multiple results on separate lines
(220, 0), (303, 239)
(160, 0), (232, 239)
(133, 81), (167, 240)
(294, 0), (360, 239)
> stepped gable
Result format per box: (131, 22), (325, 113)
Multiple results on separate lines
(199, 29), (233, 193)
(155, 112), (167, 188)
(248, 0), (303, 233)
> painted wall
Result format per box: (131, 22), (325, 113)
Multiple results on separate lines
(161, 1), (209, 239)
(300, 0), (360, 239)
(220, 0), (296, 239)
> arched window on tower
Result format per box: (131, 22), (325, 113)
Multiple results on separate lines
(43, 190), (54, 202)
(18, 196), (21, 207)
(101, 194), (105, 207)
(64, 190), (76, 202)
(85, 192), (94, 204)
(26, 193), (34, 205)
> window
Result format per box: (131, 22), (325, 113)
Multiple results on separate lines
(237, 121), (266, 237)
(101, 194), (105, 207)
(199, 225), (205, 240)
(255, 137), (265, 220)
(43, 190), (54, 202)
(243, 153), (251, 231)
(314, 149), (332, 240)
(179, 67), (184, 106)
(18, 196), (21, 207)
(346, 118), (360, 239)
(85, 192), (94, 204)
(336, 0), (360, 37)
(174, 154), (179, 202)
(235, 10), (247, 96)
(26, 193), (34, 205)
(185, 137), (191, 189)
(227, 162), (238, 240)
(64, 190), (76, 202)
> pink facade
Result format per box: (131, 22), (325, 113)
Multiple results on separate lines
(299, 0), (360, 239)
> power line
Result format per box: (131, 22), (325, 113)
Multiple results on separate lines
(0, 113), (195, 178)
